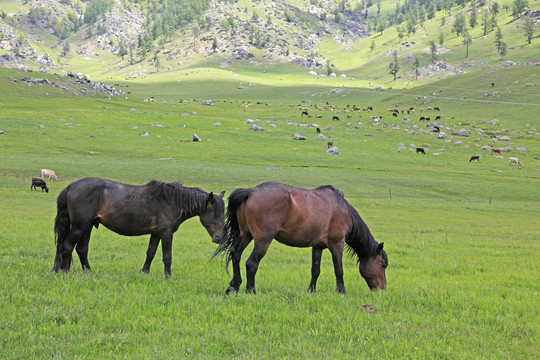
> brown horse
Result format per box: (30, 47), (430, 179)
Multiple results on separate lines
(216, 182), (387, 294)
(52, 177), (225, 277)
(491, 148), (502, 155)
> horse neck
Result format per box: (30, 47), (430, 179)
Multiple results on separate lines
(346, 210), (379, 259)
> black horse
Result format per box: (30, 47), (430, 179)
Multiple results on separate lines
(216, 182), (387, 294)
(52, 177), (225, 277)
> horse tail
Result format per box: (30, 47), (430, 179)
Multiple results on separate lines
(53, 186), (70, 271)
(215, 187), (252, 268)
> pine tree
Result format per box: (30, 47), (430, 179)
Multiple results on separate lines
(462, 30), (472, 57)
(413, 56), (420, 81)
(499, 41), (507, 59)
(494, 26), (503, 54)
(388, 50), (400, 81)
(430, 41), (438, 63)
(523, 16), (536, 44)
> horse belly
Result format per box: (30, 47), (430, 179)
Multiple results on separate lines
(98, 211), (158, 236)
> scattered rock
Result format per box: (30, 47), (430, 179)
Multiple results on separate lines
(249, 124), (265, 131)
(326, 146), (340, 155)
(192, 134), (201, 141)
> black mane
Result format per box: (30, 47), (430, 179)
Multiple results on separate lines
(326, 186), (382, 261)
(146, 180), (222, 216)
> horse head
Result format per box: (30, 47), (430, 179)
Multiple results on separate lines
(359, 243), (387, 291)
(200, 191), (226, 244)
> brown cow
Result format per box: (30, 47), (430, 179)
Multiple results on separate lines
(491, 148), (502, 155)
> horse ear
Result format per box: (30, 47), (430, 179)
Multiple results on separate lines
(208, 192), (215, 204)
(219, 191), (225, 199)
(377, 242), (384, 253)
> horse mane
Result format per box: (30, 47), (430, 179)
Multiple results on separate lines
(323, 186), (382, 262)
(146, 180), (223, 216)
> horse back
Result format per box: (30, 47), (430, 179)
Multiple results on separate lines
(244, 183), (351, 247)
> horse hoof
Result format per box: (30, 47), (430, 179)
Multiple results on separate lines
(140, 268), (150, 274)
(225, 286), (238, 295)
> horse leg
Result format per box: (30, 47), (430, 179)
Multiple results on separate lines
(308, 247), (323, 293)
(75, 226), (93, 271)
(141, 234), (160, 274)
(245, 240), (272, 294)
(59, 226), (85, 272)
(226, 233), (252, 294)
(329, 245), (346, 294)
(160, 231), (174, 278)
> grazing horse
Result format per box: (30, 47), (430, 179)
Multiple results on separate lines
(508, 157), (521, 166)
(301, 111), (309, 116)
(491, 148), (502, 155)
(332, 116), (340, 121)
(52, 177), (225, 277)
(41, 169), (58, 181)
(434, 107), (440, 111)
(31, 178), (49, 192)
(469, 155), (480, 162)
(216, 182), (388, 294)
(416, 147), (426, 154)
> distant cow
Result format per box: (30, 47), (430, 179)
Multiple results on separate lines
(332, 116), (340, 121)
(327, 141), (333, 149)
(508, 157), (521, 166)
(469, 155), (480, 162)
(31, 178), (49, 192)
(301, 111), (309, 116)
(41, 169), (58, 181)
(316, 127), (321, 134)
(416, 147), (426, 154)
(491, 148), (502, 155)
(434, 107), (440, 111)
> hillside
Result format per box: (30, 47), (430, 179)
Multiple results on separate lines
(0, 0), (538, 86)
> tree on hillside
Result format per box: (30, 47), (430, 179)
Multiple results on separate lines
(388, 51), (400, 81)
(512, 0), (529, 18)
(370, 40), (376, 52)
(523, 16), (536, 44)
(212, 38), (218, 53)
(481, 9), (490, 35)
(499, 41), (507, 59)
(469, 8), (477, 28)
(462, 29), (472, 57)
(439, 32), (445, 48)
(494, 26), (503, 54)
(118, 40), (128, 60)
(326, 59), (332, 76)
(429, 40), (438, 63)
(153, 53), (160, 72)
(62, 41), (70, 56)
(413, 56), (420, 81)
(452, 12), (467, 36)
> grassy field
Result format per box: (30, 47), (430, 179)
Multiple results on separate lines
(0, 63), (539, 359)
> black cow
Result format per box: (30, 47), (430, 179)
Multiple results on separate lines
(416, 147), (426, 155)
(31, 178), (49, 192)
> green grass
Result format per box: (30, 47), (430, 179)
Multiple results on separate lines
(0, 59), (539, 359)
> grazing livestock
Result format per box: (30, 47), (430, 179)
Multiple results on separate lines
(301, 111), (309, 116)
(491, 148), (502, 155)
(508, 157), (521, 166)
(392, 112), (397, 117)
(31, 178), (49, 192)
(332, 116), (340, 121)
(434, 115), (441, 121)
(41, 169), (58, 181)
(216, 182), (388, 294)
(434, 107), (440, 111)
(416, 147), (426, 154)
(469, 155), (480, 162)
(432, 126), (440, 133)
(52, 177), (225, 277)
(327, 141), (333, 148)
(316, 127), (321, 134)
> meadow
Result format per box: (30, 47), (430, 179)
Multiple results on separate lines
(0, 64), (539, 359)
